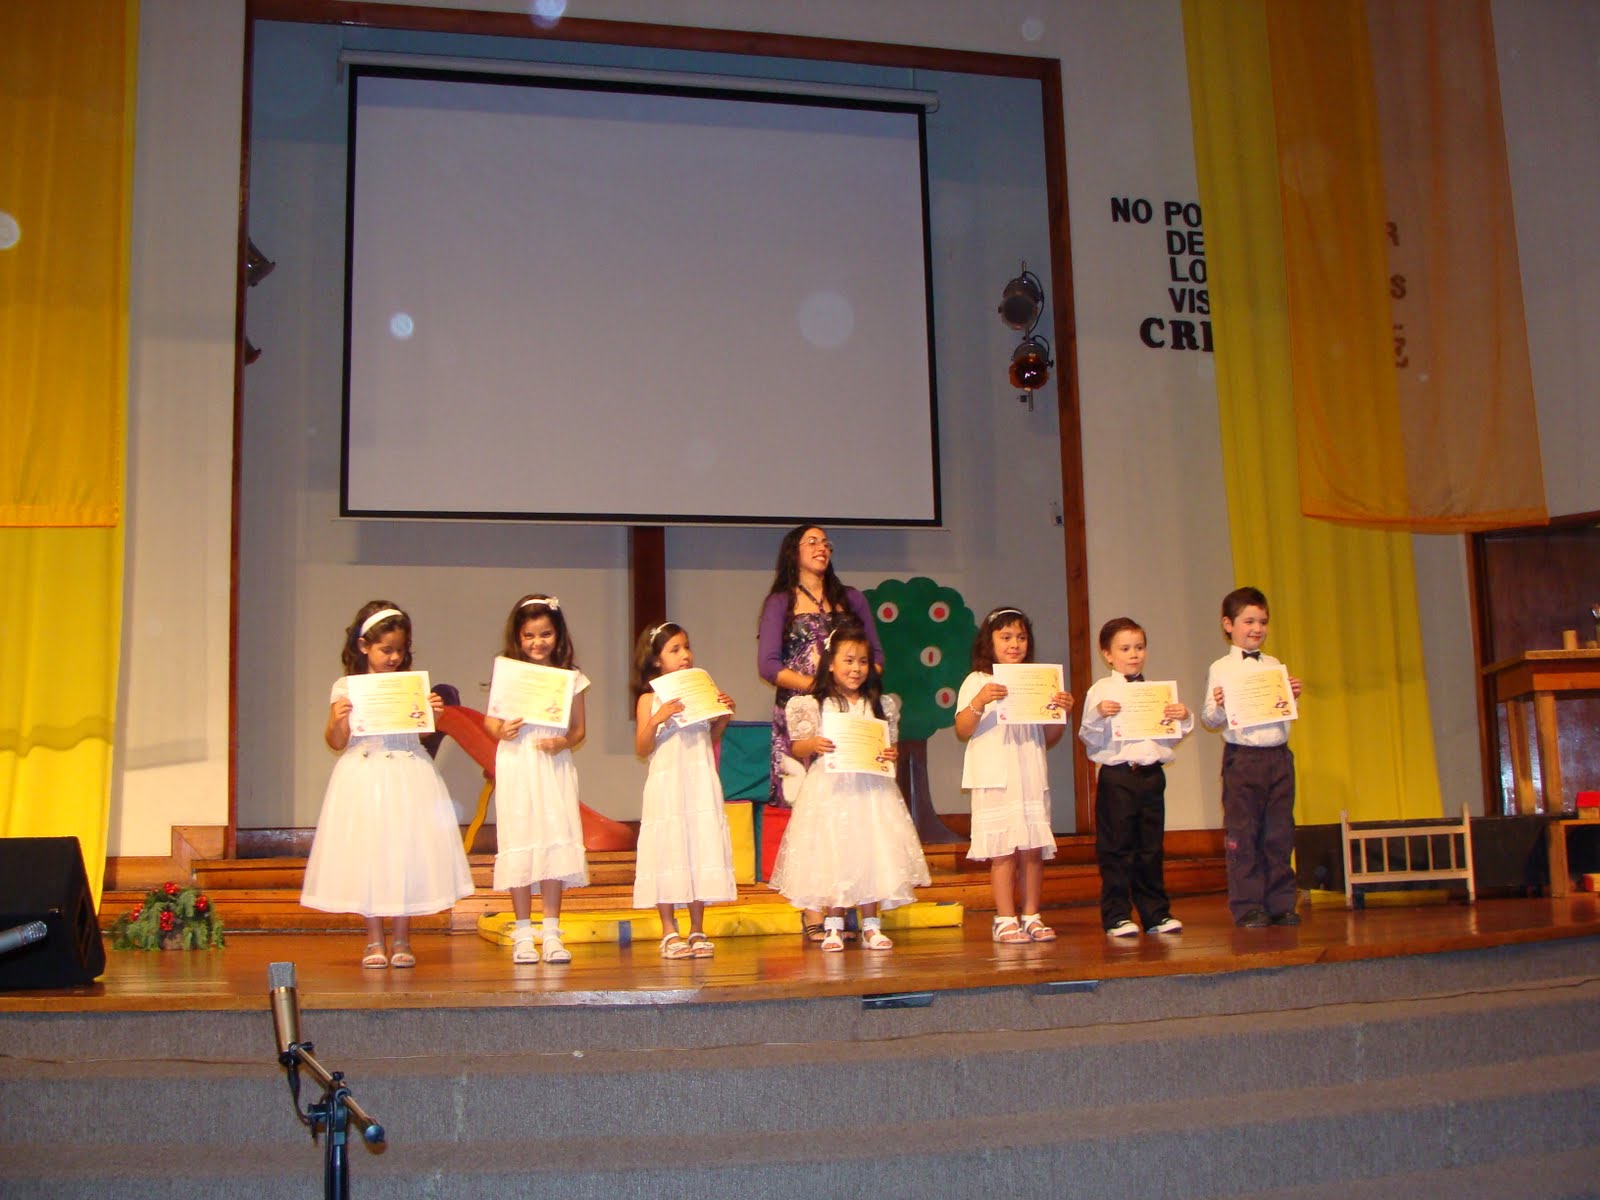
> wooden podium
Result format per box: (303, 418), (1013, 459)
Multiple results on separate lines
(1482, 649), (1600, 814)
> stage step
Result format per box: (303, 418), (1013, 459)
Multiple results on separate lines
(4, 940), (1597, 1199)
(99, 832), (1229, 934)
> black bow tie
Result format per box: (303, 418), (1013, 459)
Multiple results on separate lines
(1124, 673), (1144, 683)
(1242, 650), (1261, 661)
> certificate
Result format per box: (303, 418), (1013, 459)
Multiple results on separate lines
(993, 663), (1068, 725)
(821, 710), (893, 776)
(1111, 681), (1183, 741)
(347, 670), (434, 736)
(1223, 664), (1298, 731)
(648, 667), (732, 727)
(487, 656), (576, 728)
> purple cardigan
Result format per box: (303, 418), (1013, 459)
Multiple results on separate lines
(757, 586), (882, 684)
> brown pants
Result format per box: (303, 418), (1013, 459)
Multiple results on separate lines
(1220, 743), (1297, 920)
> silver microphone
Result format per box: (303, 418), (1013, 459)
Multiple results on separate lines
(0, 921), (48, 957)
(268, 960), (301, 1059)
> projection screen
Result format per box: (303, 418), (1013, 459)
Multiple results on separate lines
(342, 67), (940, 524)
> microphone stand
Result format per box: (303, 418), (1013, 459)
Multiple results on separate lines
(280, 1039), (385, 1200)
(270, 962), (384, 1200)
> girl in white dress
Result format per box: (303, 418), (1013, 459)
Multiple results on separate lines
(301, 601), (475, 969)
(953, 606), (1074, 944)
(769, 620), (930, 952)
(631, 622), (738, 959)
(483, 594), (589, 967)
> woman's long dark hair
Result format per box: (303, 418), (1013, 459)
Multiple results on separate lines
(810, 619), (885, 720)
(762, 522), (852, 631)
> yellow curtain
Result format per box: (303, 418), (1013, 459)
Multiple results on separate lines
(1265, 0), (1409, 524)
(0, 0), (137, 906)
(1184, 0), (1443, 824)
(1360, 0), (1545, 530)
(1253, 0), (1542, 530)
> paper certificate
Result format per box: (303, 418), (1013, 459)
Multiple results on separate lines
(487, 656), (576, 729)
(648, 667), (732, 727)
(1111, 681), (1182, 741)
(347, 670), (434, 736)
(993, 663), (1068, 726)
(1222, 664), (1298, 731)
(821, 710), (893, 776)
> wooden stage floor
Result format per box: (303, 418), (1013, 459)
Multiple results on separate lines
(6, 892), (1598, 1015)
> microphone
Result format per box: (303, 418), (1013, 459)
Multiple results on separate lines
(268, 960), (301, 1060)
(0, 921), (48, 957)
(267, 962), (385, 1147)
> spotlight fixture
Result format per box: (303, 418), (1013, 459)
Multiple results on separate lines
(997, 266), (1044, 332)
(997, 261), (1052, 409)
(246, 239), (276, 287)
(1009, 335), (1053, 392)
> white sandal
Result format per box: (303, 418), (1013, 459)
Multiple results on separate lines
(819, 916), (846, 953)
(1020, 914), (1057, 943)
(541, 930), (572, 964)
(992, 916), (1030, 944)
(686, 932), (715, 958)
(660, 932), (694, 959)
(860, 919), (893, 951)
(511, 933), (539, 964)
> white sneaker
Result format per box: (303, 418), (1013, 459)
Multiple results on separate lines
(1105, 919), (1140, 939)
(1146, 916), (1183, 934)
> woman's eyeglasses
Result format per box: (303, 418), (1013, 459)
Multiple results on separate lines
(800, 537), (833, 552)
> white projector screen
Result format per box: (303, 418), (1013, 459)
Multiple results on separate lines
(342, 68), (941, 524)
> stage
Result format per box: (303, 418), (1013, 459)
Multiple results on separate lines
(5, 893), (1600, 1199)
(6, 892), (1597, 1016)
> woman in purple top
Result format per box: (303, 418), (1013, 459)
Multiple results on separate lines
(758, 524), (882, 937)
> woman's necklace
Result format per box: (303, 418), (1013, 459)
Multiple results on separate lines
(796, 580), (825, 610)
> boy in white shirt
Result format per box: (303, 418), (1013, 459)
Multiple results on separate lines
(1200, 587), (1304, 928)
(1079, 617), (1193, 939)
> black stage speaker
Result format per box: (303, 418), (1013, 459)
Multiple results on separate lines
(0, 836), (106, 989)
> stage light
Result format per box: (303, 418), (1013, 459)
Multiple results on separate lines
(246, 239), (276, 287)
(997, 265), (1044, 332)
(1009, 335), (1053, 394)
(999, 262), (1052, 409)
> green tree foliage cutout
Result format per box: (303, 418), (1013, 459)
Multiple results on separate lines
(866, 577), (978, 841)
(866, 577), (978, 739)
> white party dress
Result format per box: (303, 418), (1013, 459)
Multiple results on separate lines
(768, 694), (931, 911)
(491, 670), (591, 891)
(632, 698), (738, 908)
(301, 677), (475, 918)
(957, 671), (1058, 862)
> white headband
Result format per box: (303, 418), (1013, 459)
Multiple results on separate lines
(359, 608), (404, 637)
(519, 596), (560, 611)
(648, 621), (677, 643)
(988, 607), (1025, 621)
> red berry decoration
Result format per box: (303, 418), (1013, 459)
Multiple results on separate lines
(159, 910), (176, 932)
(195, 896), (209, 912)
(130, 906), (143, 921)
(163, 881), (180, 896)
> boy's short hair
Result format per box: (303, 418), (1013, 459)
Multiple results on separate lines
(1097, 616), (1144, 652)
(1221, 586), (1269, 623)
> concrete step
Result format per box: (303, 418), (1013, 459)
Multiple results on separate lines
(5, 1052), (1597, 1199)
(5, 974), (1596, 1145)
